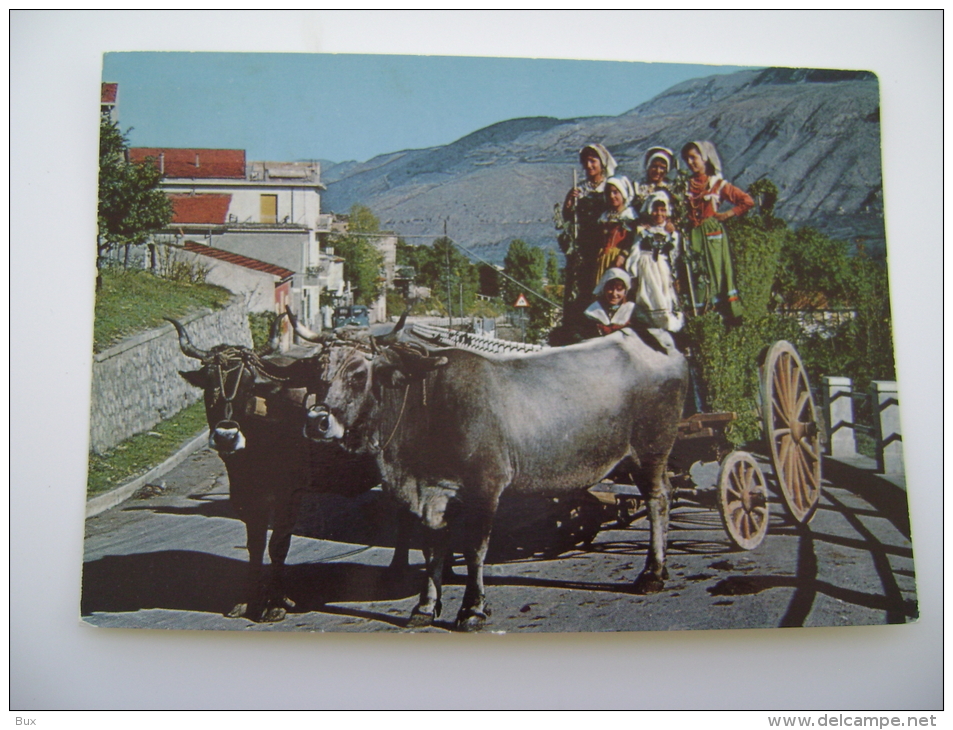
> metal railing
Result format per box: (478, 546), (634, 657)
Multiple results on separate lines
(821, 376), (904, 476)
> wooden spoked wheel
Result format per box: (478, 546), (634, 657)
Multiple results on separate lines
(718, 451), (770, 550)
(761, 341), (822, 524)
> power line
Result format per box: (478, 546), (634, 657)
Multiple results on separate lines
(447, 237), (562, 312)
(336, 225), (563, 311)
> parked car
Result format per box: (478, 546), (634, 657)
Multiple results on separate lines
(333, 305), (370, 329)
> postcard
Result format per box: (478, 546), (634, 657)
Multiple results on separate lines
(82, 51), (916, 634)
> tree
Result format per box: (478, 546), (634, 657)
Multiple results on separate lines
(773, 227), (895, 390)
(395, 236), (487, 317)
(332, 204), (385, 307)
(545, 249), (562, 287)
(543, 248), (564, 309)
(425, 237), (480, 318)
(347, 203), (381, 235)
(97, 118), (172, 289)
(478, 263), (501, 298)
(502, 239), (550, 341)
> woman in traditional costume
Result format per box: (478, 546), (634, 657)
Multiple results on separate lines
(634, 146), (677, 210)
(558, 143), (617, 328)
(680, 140), (753, 321)
(594, 175), (637, 287)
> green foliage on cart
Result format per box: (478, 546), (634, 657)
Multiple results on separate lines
(682, 179), (895, 446)
(685, 311), (800, 445)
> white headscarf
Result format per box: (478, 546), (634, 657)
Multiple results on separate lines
(681, 140), (722, 177)
(640, 190), (674, 218)
(605, 175), (635, 208)
(593, 267), (632, 297)
(579, 143), (618, 179)
(643, 147), (677, 176)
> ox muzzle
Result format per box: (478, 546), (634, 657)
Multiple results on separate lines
(304, 405), (346, 443)
(210, 420), (247, 454)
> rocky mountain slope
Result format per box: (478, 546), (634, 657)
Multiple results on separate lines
(323, 68), (885, 263)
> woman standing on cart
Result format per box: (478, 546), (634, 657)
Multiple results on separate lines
(680, 140), (753, 323)
(634, 146), (677, 210)
(558, 143), (617, 331)
(593, 175), (637, 287)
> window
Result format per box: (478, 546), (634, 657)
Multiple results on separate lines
(260, 194), (278, 224)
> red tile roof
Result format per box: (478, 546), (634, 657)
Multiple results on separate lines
(169, 194), (232, 224)
(183, 241), (295, 281)
(130, 148), (246, 179)
(784, 291), (855, 310)
(101, 83), (118, 104)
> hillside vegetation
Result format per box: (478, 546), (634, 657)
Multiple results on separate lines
(93, 267), (231, 353)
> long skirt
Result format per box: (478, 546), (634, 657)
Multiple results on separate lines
(689, 217), (743, 319)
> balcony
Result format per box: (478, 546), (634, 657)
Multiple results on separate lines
(314, 214), (334, 233)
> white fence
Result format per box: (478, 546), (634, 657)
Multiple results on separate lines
(821, 376), (904, 476)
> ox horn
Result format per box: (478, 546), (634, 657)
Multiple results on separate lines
(258, 312), (287, 356)
(165, 317), (210, 361)
(286, 306), (336, 344)
(374, 310), (409, 347)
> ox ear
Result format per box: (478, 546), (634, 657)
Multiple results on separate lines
(376, 345), (448, 389)
(374, 349), (408, 390)
(264, 356), (324, 392)
(179, 369), (208, 388)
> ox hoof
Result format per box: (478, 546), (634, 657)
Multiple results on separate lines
(455, 606), (490, 632)
(260, 606), (287, 623)
(227, 602), (249, 619)
(407, 607), (435, 628)
(633, 572), (665, 595)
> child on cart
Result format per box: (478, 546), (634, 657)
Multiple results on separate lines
(626, 191), (684, 334)
(582, 268), (635, 338)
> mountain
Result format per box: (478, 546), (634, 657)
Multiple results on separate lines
(323, 68), (885, 264)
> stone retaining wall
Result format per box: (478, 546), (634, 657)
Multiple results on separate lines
(89, 298), (252, 454)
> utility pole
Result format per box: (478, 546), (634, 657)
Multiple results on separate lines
(445, 218), (453, 330)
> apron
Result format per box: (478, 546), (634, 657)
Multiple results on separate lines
(689, 217), (743, 319)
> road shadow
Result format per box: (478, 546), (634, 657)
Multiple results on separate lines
(707, 490), (918, 626)
(81, 549), (423, 619)
(823, 456), (911, 538)
(128, 487), (634, 563)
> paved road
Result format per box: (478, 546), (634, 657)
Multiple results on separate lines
(81, 447), (918, 633)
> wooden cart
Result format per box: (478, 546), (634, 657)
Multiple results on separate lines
(590, 339), (823, 551)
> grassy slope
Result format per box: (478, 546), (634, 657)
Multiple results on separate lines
(88, 268), (231, 495)
(87, 400), (209, 496)
(93, 267), (232, 353)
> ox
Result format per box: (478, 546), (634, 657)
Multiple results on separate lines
(305, 325), (688, 630)
(170, 316), (381, 621)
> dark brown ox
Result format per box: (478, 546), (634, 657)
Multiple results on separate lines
(169, 316), (381, 621)
(305, 326), (688, 630)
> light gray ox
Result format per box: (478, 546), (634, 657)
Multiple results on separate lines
(304, 325), (688, 631)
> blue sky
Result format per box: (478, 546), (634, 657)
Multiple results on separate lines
(103, 52), (750, 164)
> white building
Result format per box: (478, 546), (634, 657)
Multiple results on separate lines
(131, 147), (334, 329)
